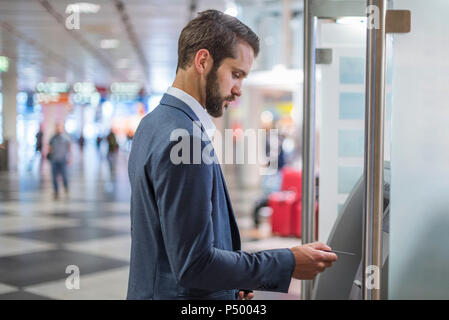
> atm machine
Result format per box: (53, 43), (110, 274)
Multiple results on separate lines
(312, 162), (391, 300)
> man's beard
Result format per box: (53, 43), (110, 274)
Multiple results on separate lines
(205, 67), (234, 118)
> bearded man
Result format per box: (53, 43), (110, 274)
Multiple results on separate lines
(127, 9), (337, 300)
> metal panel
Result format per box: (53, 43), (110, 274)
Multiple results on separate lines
(301, 0), (317, 300)
(316, 48), (332, 64)
(362, 0), (387, 300)
(311, 0), (366, 18)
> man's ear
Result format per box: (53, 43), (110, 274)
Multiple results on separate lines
(194, 49), (213, 75)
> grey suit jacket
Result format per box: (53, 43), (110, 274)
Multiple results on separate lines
(127, 93), (295, 299)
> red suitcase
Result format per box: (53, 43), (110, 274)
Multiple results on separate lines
(269, 168), (306, 238)
(291, 201), (302, 238)
(280, 167), (302, 198)
(282, 167), (303, 237)
(268, 191), (296, 237)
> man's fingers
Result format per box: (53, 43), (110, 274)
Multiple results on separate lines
(239, 291), (254, 300)
(317, 262), (326, 272)
(320, 251), (338, 262)
(307, 241), (331, 252)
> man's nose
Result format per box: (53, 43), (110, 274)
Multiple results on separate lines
(231, 85), (242, 97)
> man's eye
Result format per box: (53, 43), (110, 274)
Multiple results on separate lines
(232, 72), (240, 79)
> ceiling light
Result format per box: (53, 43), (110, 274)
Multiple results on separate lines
(336, 17), (367, 25)
(116, 59), (129, 69)
(101, 39), (120, 49)
(225, 1), (238, 17)
(66, 2), (100, 14)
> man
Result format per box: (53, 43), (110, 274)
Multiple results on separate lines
(34, 124), (44, 169)
(48, 123), (71, 199)
(106, 129), (119, 174)
(127, 10), (337, 300)
(35, 124), (44, 156)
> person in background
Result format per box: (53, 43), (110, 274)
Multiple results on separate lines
(78, 134), (85, 152)
(252, 120), (286, 230)
(29, 124), (44, 171)
(35, 124), (44, 156)
(126, 129), (134, 152)
(48, 123), (71, 200)
(106, 130), (119, 174)
(96, 135), (103, 150)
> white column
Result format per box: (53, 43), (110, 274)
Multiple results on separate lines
(1, 57), (18, 171)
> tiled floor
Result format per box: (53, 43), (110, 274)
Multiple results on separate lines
(0, 144), (301, 300)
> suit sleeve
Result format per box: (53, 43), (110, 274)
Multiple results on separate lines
(152, 135), (295, 293)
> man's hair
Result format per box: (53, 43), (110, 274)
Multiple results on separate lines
(176, 10), (259, 72)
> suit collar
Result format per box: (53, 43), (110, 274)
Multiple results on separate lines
(162, 88), (216, 141)
(160, 93), (200, 124)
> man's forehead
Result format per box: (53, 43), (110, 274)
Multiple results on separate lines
(223, 42), (254, 73)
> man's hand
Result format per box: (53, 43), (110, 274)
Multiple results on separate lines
(290, 242), (338, 280)
(238, 290), (254, 300)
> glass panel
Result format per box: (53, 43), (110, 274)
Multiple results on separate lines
(316, 19), (366, 242)
(389, 0), (449, 299)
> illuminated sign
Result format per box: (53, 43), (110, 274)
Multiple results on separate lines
(35, 92), (69, 105)
(0, 56), (9, 72)
(110, 82), (141, 102)
(36, 82), (70, 93)
(72, 82), (99, 105)
(73, 82), (95, 94)
(110, 82), (140, 94)
(35, 82), (70, 105)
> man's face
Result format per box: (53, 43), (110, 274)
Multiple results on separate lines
(55, 124), (63, 134)
(205, 41), (254, 118)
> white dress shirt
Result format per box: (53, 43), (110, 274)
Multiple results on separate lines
(166, 86), (216, 141)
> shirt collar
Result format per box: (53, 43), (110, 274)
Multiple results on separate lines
(166, 86), (216, 141)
